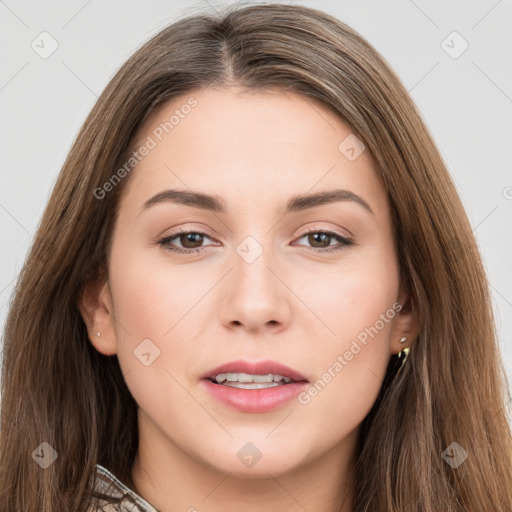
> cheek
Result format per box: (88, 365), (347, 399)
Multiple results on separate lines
(107, 247), (211, 424)
(304, 247), (399, 347)
(108, 241), (212, 339)
(296, 252), (399, 426)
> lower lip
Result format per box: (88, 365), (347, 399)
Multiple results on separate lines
(201, 379), (309, 413)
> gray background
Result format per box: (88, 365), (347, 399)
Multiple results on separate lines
(1, 0), (511, 388)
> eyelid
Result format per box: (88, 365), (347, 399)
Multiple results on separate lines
(157, 223), (217, 240)
(294, 223), (353, 240)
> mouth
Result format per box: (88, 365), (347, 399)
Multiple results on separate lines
(201, 359), (309, 390)
(200, 359), (310, 413)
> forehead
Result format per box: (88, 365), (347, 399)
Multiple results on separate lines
(119, 86), (389, 219)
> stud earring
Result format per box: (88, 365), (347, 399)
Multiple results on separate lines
(96, 332), (101, 338)
(398, 336), (410, 366)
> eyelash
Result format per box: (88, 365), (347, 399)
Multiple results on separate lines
(157, 228), (353, 255)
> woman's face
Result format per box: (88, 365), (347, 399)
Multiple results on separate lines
(88, 87), (413, 477)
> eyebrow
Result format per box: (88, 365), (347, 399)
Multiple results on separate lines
(141, 188), (374, 215)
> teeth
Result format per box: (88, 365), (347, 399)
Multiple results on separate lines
(254, 374), (274, 383)
(222, 382), (281, 389)
(214, 372), (293, 384)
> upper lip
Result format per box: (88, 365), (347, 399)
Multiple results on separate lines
(202, 359), (309, 382)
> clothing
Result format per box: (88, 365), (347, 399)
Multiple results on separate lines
(87, 464), (161, 512)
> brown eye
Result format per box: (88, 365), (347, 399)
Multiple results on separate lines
(305, 232), (333, 248)
(157, 229), (352, 255)
(294, 230), (352, 253)
(157, 230), (214, 254)
(178, 232), (206, 249)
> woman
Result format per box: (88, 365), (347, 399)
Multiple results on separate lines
(1, 3), (511, 511)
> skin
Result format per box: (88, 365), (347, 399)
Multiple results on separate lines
(80, 86), (418, 512)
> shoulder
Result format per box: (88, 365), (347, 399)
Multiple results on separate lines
(87, 464), (160, 512)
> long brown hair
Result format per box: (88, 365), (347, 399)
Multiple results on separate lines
(1, 3), (511, 511)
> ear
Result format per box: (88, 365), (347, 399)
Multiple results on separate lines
(78, 275), (118, 356)
(389, 283), (419, 355)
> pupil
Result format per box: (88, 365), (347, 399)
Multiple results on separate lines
(310, 233), (330, 248)
(182, 233), (203, 248)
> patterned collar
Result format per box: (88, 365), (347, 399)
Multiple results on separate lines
(89, 464), (160, 511)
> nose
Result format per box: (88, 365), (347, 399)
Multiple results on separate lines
(218, 239), (292, 335)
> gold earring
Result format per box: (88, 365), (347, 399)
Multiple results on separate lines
(398, 347), (409, 363)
